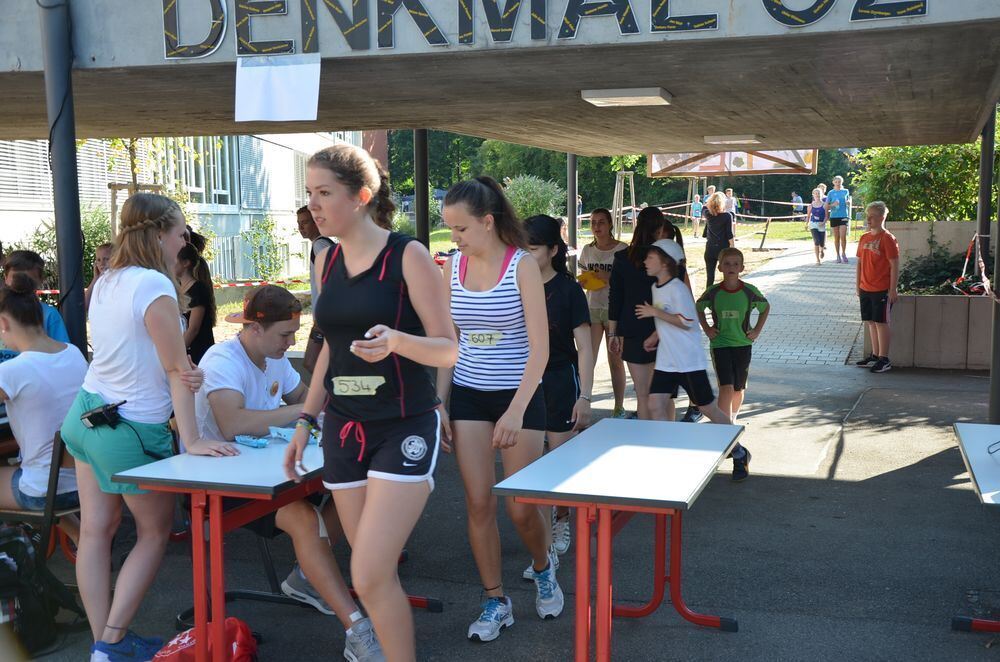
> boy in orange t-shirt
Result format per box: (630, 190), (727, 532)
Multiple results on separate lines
(855, 201), (899, 373)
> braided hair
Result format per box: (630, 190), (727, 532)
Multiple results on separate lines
(111, 193), (186, 305)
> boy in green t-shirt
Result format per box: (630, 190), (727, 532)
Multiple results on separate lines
(696, 248), (770, 422)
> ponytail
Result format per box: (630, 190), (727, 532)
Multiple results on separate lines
(178, 243), (217, 328)
(444, 176), (526, 248)
(0, 272), (44, 329)
(524, 214), (569, 274)
(308, 144), (395, 230)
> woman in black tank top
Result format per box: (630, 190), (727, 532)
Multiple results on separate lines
(284, 145), (457, 662)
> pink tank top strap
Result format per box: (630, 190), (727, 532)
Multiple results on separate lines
(459, 245), (518, 287)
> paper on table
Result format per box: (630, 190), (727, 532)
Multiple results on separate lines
(235, 53), (320, 122)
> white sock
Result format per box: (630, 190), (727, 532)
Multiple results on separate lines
(346, 610), (364, 635)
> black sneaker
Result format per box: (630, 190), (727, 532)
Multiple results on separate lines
(855, 354), (878, 367)
(732, 449), (751, 482)
(681, 406), (704, 423)
(870, 357), (892, 373)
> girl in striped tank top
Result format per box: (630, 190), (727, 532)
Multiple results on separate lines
(437, 177), (565, 642)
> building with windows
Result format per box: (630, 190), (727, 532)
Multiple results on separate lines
(0, 131), (367, 281)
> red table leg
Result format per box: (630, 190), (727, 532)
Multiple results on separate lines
(613, 513), (668, 618)
(595, 508), (614, 662)
(209, 494), (227, 662)
(575, 506), (593, 662)
(667, 512), (738, 632)
(953, 616), (1000, 632)
(190, 492), (209, 662)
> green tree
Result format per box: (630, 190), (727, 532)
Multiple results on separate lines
(9, 204), (113, 290)
(851, 142), (993, 221)
(388, 130), (485, 194)
(241, 215), (282, 281)
(504, 175), (566, 218)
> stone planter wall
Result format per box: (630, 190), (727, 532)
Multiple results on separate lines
(888, 221), (996, 268)
(863, 295), (992, 369)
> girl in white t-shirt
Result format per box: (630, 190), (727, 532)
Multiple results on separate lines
(60, 193), (237, 660)
(578, 208), (628, 417)
(0, 273), (86, 543)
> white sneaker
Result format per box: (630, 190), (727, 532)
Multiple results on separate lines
(552, 513), (571, 555)
(532, 551), (564, 619)
(344, 617), (386, 662)
(522, 547), (560, 580)
(467, 596), (514, 642)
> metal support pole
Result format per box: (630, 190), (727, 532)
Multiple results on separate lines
(413, 129), (430, 248)
(39, 0), (86, 355)
(567, 153), (578, 271)
(977, 108), (996, 274)
(991, 108), (1000, 422)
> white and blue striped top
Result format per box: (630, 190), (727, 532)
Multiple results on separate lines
(450, 249), (530, 391)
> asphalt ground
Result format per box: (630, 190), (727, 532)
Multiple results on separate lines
(15, 245), (1000, 661)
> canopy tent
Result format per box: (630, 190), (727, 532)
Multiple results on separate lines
(647, 149), (818, 178)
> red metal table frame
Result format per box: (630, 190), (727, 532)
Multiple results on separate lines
(135, 477), (441, 662)
(516, 496), (738, 662)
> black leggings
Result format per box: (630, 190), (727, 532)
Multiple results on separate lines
(705, 252), (720, 287)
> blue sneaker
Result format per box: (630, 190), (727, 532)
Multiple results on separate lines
(90, 631), (164, 662)
(467, 596), (514, 642)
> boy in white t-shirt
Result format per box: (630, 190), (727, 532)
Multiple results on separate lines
(196, 286), (384, 660)
(635, 239), (751, 481)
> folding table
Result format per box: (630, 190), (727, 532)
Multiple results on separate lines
(495, 418), (743, 661)
(952, 422), (1000, 633)
(114, 441), (441, 662)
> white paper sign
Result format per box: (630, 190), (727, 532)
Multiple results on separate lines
(235, 53), (320, 122)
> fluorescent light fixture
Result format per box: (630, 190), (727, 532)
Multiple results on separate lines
(704, 134), (764, 145)
(581, 87), (673, 107)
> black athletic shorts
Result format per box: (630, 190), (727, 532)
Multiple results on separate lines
(542, 363), (580, 433)
(829, 218), (849, 228)
(622, 336), (656, 365)
(711, 346), (753, 391)
(449, 383), (546, 432)
(859, 289), (891, 324)
(810, 228), (826, 247)
(650, 369), (716, 407)
(321, 408), (440, 491)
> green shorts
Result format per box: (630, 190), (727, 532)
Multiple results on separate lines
(61, 389), (175, 495)
(590, 308), (609, 325)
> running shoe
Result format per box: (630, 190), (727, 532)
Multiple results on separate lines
(467, 596), (514, 642)
(522, 547), (560, 580)
(552, 513), (571, 555)
(612, 407), (628, 419)
(281, 565), (335, 615)
(681, 406), (704, 423)
(854, 354), (878, 367)
(732, 449), (751, 482)
(344, 617), (385, 662)
(870, 357), (892, 373)
(532, 551), (565, 619)
(91, 631), (164, 662)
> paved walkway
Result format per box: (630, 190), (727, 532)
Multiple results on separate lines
(738, 243), (861, 366)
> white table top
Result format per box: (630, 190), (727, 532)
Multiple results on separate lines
(494, 418), (743, 510)
(954, 423), (1000, 507)
(113, 441), (324, 496)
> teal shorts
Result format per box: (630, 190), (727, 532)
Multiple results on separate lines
(61, 389), (175, 495)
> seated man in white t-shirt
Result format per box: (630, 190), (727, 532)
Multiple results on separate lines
(195, 286), (383, 659)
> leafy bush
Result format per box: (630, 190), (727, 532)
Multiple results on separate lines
(503, 174), (566, 219)
(241, 215), (282, 282)
(392, 211), (416, 236)
(8, 204), (113, 289)
(897, 244), (970, 294)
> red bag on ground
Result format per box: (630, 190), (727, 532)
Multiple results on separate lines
(153, 617), (257, 661)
